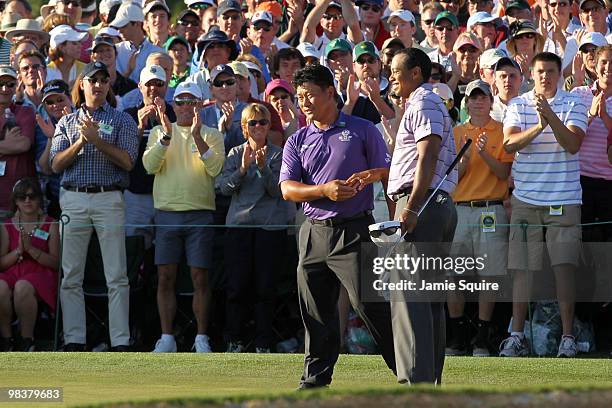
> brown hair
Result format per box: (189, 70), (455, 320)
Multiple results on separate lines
(595, 44), (612, 62)
(10, 177), (43, 214)
(71, 75), (117, 108)
(42, 13), (75, 32)
(17, 50), (47, 69)
(422, 2), (445, 14)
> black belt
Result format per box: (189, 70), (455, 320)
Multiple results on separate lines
(308, 211), (371, 227)
(390, 188), (437, 202)
(456, 200), (504, 208)
(63, 185), (123, 193)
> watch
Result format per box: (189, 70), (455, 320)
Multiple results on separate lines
(161, 130), (171, 141)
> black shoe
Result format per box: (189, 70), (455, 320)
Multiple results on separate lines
(0, 337), (14, 352)
(471, 320), (491, 357)
(19, 337), (35, 352)
(64, 343), (87, 352)
(297, 383), (329, 391)
(111, 345), (130, 352)
(445, 316), (469, 356)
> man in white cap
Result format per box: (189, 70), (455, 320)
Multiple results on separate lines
(143, 80), (225, 353)
(90, 0), (122, 37)
(491, 56), (522, 122)
(466, 11), (498, 50)
(478, 48), (507, 87)
(111, 1), (164, 83)
(296, 42), (320, 65)
(143, 0), (171, 47)
(301, 0), (363, 53)
(388, 10), (426, 51)
(567, 32), (608, 89)
(90, 37), (138, 97)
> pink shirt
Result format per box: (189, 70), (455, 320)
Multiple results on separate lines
(571, 84), (612, 180)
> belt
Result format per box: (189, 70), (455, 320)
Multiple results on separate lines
(390, 188), (438, 202)
(308, 211), (371, 227)
(456, 200), (504, 208)
(63, 185), (123, 193)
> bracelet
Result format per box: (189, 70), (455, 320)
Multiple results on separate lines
(403, 207), (419, 216)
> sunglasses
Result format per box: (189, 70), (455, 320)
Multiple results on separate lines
(85, 76), (110, 84)
(360, 4), (382, 12)
(247, 118), (270, 127)
(253, 24), (272, 32)
(549, 1), (569, 7)
(174, 99), (198, 106)
(357, 56), (377, 65)
(44, 96), (66, 106)
(146, 80), (165, 88)
(19, 64), (43, 73)
(220, 14), (241, 21)
(581, 4), (604, 13)
(370, 226), (399, 238)
(178, 19), (200, 27)
(423, 19), (435, 26)
(190, 3), (210, 10)
(581, 46), (598, 54)
(435, 25), (455, 32)
(322, 13), (343, 20)
(515, 33), (536, 40)
(0, 81), (16, 88)
(58, 0), (81, 6)
(212, 78), (236, 87)
(16, 193), (38, 201)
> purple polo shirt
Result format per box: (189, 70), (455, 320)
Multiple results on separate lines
(280, 112), (391, 220)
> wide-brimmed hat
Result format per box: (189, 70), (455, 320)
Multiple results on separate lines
(5, 19), (50, 43)
(0, 13), (21, 34)
(196, 27), (238, 61)
(507, 19), (545, 57)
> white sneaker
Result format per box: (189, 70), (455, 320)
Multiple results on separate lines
(557, 335), (577, 358)
(227, 341), (245, 353)
(499, 335), (529, 357)
(193, 335), (212, 353)
(152, 336), (177, 353)
(255, 347), (271, 353)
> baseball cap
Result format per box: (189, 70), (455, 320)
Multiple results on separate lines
(251, 11), (273, 25)
(209, 64), (235, 83)
(174, 81), (203, 100)
(185, 0), (215, 7)
(164, 35), (191, 53)
(143, 0), (170, 16)
(509, 19), (538, 39)
(140, 64), (166, 84)
(88, 37), (115, 53)
(217, 0), (242, 16)
(228, 61), (249, 78)
(465, 79), (492, 97)
(0, 65), (17, 79)
(352, 41), (380, 62)
(434, 11), (459, 28)
(325, 38), (352, 58)
(257, 1), (283, 18)
(479, 48), (508, 69)
(381, 37), (404, 50)
(41, 80), (70, 102)
(178, 9), (200, 22)
(453, 32), (483, 52)
(49, 25), (88, 49)
(388, 10), (415, 25)
(111, 2), (145, 28)
(494, 57), (522, 74)
(327, 1), (342, 10)
(99, 0), (122, 16)
(265, 79), (294, 97)
(297, 42), (320, 59)
(579, 32), (608, 50)
(466, 12), (498, 30)
(579, 0), (605, 9)
(242, 61), (262, 74)
(97, 26), (121, 39)
(505, 0), (530, 12)
(432, 83), (454, 102)
(81, 61), (110, 79)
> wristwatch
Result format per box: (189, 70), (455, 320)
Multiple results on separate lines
(161, 130), (171, 141)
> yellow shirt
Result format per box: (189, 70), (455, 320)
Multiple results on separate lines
(452, 119), (514, 202)
(142, 123), (225, 211)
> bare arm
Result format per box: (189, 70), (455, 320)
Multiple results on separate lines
(24, 223), (60, 270)
(503, 124), (544, 154)
(342, 0), (364, 44)
(38, 138), (53, 175)
(479, 151), (512, 180)
(301, 0), (331, 43)
(280, 179), (357, 202)
(405, 135), (441, 212)
(545, 114), (584, 154)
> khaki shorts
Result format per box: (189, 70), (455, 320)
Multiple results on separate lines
(450, 204), (508, 276)
(508, 196), (582, 271)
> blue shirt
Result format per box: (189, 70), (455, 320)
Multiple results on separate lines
(50, 103), (139, 188)
(279, 112), (391, 220)
(115, 39), (164, 83)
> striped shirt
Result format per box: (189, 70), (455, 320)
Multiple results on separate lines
(388, 84), (457, 196)
(0, 38), (10, 66)
(570, 84), (612, 181)
(50, 103), (139, 188)
(503, 90), (588, 206)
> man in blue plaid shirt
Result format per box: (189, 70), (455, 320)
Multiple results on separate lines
(50, 61), (139, 352)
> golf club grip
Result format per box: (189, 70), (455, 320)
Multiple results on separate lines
(446, 139), (472, 175)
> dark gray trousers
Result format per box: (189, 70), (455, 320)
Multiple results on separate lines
(297, 214), (396, 387)
(391, 191), (457, 384)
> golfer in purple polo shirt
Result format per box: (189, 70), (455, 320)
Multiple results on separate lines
(387, 48), (458, 385)
(280, 64), (396, 390)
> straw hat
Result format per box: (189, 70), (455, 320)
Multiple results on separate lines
(5, 19), (51, 43)
(0, 12), (22, 34)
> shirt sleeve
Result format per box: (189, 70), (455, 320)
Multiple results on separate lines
(200, 126), (225, 177)
(565, 97), (588, 132)
(117, 112), (140, 163)
(412, 98), (445, 142)
(365, 121), (391, 169)
(49, 116), (71, 164)
(503, 99), (522, 131)
(279, 132), (303, 184)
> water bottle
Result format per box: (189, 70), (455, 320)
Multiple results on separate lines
(0, 108), (16, 141)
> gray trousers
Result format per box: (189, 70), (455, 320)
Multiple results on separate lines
(297, 214), (396, 387)
(391, 191), (457, 384)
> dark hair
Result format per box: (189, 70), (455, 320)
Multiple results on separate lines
(272, 48), (306, 77)
(7, 0), (32, 13)
(107, 3), (122, 26)
(430, 62), (448, 83)
(71, 74), (117, 108)
(394, 48), (432, 83)
(292, 64), (335, 91)
(531, 52), (562, 72)
(17, 50), (47, 68)
(10, 177), (43, 213)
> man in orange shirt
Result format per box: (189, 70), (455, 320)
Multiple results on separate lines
(445, 80), (514, 357)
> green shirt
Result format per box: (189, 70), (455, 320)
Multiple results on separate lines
(169, 69), (190, 89)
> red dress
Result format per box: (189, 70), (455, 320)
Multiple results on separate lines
(0, 216), (58, 311)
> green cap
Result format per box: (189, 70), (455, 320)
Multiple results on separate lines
(506, 0), (530, 12)
(164, 35), (191, 53)
(352, 41), (380, 62)
(434, 11), (459, 28)
(324, 38), (352, 59)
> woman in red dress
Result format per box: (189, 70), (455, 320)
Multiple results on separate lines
(0, 178), (60, 351)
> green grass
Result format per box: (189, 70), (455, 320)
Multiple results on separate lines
(2, 353), (612, 407)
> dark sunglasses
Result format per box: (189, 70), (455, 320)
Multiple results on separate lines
(549, 1), (569, 7)
(0, 81), (16, 88)
(360, 4), (382, 12)
(178, 19), (200, 27)
(58, 0), (81, 6)
(174, 99), (198, 106)
(322, 13), (343, 20)
(515, 33), (536, 40)
(146, 80), (165, 88)
(581, 46), (598, 54)
(357, 56), (377, 65)
(435, 25), (455, 32)
(370, 226), (399, 238)
(221, 14), (241, 21)
(85, 77), (110, 85)
(247, 118), (270, 127)
(253, 24), (272, 32)
(423, 19), (435, 26)
(190, 3), (210, 10)
(19, 64), (43, 73)
(212, 78), (236, 87)
(44, 96), (67, 106)
(16, 192), (38, 201)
